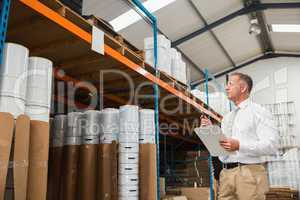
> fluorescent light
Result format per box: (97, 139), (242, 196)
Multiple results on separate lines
(270, 24), (300, 33)
(110, 0), (176, 32)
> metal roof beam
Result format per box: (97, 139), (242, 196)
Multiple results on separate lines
(191, 53), (300, 87)
(188, 0), (236, 67)
(172, 3), (300, 47)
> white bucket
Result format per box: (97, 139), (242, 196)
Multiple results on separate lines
(0, 43), (29, 77)
(119, 143), (139, 153)
(139, 134), (156, 144)
(25, 86), (51, 107)
(0, 96), (25, 118)
(118, 163), (138, 175)
(119, 153), (139, 164)
(25, 105), (50, 122)
(118, 185), (138, 197)
(0, 75), (27, 100)
(119, 133), (139, 143)
(118, 174), (138, 185)
(67, 112), (83, 128)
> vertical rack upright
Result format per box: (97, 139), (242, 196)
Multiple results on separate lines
(0, 0), (11, 64)
(128, 1), (160, 199)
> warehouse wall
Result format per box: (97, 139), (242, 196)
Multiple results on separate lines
(215, 57), (300, 145)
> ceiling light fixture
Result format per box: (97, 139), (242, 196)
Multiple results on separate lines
(249, 19), (261, 36)
(270, 24), (300, 33)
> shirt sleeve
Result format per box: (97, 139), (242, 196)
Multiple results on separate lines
(239, 108), (279, 156)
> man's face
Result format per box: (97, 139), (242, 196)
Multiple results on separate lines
(226, 75), (243, 101)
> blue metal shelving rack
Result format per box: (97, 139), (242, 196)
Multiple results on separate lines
(129, 1), (160, 199)
(0, 0), (11, 64)
(204, 68), (215, 200)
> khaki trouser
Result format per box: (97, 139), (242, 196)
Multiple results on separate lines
(219, 164), (269, 200)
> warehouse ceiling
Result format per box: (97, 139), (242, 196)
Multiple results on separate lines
(81, 0), (300, 84)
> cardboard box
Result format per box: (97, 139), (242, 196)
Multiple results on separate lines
(180, 187), (210, 200)
(139, 144), (157, 200)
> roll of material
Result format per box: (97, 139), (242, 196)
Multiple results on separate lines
(118, 163), (138, 175)
(61, 145), (80, 200)
(0, 96), (25, 119)
(118, 185), (138, 197)
(67, 112), (82, 128)
(139, 134), (156, 144)
(100, 133), (118, 144)
(139, 109), (155, 134)
(65, 112), (82, 145)
(78, 144), (98, 200)
(119, 105), (139, 133)
(118, 174), (138, 186)
(51, 115), (67, 147)
(97, 143), (118, 200)
(26, 57), (53, 108)
(27, 121), (50, 200)
(139, 144), (157, 200)
(25, 105), (50, 122)
(119, 153), (139, 164)
(82, 110), (101, 137)
(118, 196), (138, 200)
(118, 133), (139, 143)
(53, 114), (68, 132)
(0, 43), (29, 100)
(47, 146), (64, 200)
(119, 143), (139, 153)
(100, 108), (119, 134)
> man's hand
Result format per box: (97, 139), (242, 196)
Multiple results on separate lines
(200, 115), (212, 127)
(219, 138), (240, 152)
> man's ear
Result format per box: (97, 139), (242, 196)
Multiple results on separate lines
(240, 82), (248, 93)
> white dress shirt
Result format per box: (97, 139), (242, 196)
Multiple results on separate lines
(219, 98), (279, 164)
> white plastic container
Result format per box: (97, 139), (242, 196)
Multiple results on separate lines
(119, 153), (139, 164)
(145, 48), (172, 75)
(0, 96), (25, 118)
(118, 185), (138, 197)
(119, 105), (139, 132)
(118, 174), (138, 185)
(25, 105), (50, 122)
(118, 163), (138, 175)
(119, 133), (139, 143)
(144, 35), (171, 50)
(119, 143), (139, 153)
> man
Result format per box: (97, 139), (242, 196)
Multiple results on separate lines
(201, 72), (279, 200)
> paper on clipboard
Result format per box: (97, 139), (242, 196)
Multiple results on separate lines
(194, 125), (233, 156)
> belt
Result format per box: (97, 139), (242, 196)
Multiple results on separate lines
(222, 162), (248, 169)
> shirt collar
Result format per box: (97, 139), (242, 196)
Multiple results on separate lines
(237, 98), (251, 109)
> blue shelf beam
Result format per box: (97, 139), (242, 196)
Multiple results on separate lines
(0, 0), (11, 65)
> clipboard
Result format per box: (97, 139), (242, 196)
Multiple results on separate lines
(194, 125), (233, 156)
